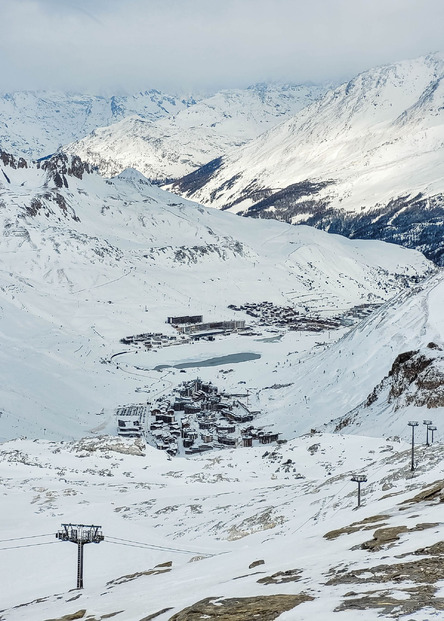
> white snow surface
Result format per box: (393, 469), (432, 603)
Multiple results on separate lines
(65, 83), (326, 181)
(180, 53), (444, 215)
(264, 270), (444, 438)
(0, 434), (442, 619)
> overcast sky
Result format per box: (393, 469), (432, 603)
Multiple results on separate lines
(1, 0), (443, 95)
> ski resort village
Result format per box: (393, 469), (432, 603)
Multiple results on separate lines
(114, 308), (388, 456)
(114, 311), (288, 455)
(117, 376), (272, 455)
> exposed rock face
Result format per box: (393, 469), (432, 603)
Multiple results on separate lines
(70, 437), (146, 457)
(328, 552), (444, 614)
(39, 152), (94, 187)
(248, 560), (265, 569)
(168, 594), (314, 621)
(0, 149), (27, 171)
(327, 525), (444, 616)
(365, 344), (444, 410)
(43, 611), (86, 621)
(257, 569), (302, 584)
(400, 480), (444, 505)
(324, 515), (390, 541)
(335, 587), (444, 616)
(360, 523), (438, 551)
(22, 191), (80, 221)
(0, 150), (90, 222)
(106, 561), (172, 587)
(43, 610), (125, 621)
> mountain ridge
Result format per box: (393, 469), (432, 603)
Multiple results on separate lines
(171, 52), (444, 264)
(65, 82), (327, 182)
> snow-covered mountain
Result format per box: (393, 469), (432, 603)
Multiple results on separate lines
(2, 61), (444, 621)
(65, 83), (326, 182)
(172, 53), (444, 265)
(0, 150), (433, 441)
(0, 89), (197, 159)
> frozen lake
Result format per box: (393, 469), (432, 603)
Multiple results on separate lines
(153, 351), (261, 370)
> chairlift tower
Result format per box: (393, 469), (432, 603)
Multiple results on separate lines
(423, 419), (433, 446)
(427, 425), (437, 444)
(408, 421), (419, 471)
(56, 523), (104, 589)
(351, 474), (367, 507)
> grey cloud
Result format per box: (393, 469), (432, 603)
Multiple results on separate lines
(1, 0), (443, 94)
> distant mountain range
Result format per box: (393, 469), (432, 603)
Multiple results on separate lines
(0, 83), (326, 182)
(0, 89), (197, 159)
(65, 83), (326, 182)
(171, 53), (444, 264)
(3, 57), (444, 265)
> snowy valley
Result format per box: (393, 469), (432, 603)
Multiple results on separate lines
(0, 150), (434, 442)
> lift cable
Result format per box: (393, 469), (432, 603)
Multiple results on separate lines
(105, 535), (224, 557)
(0, 532), (225, 557)
(0, 541), (61, 552)
(105, 540), (194, 553)
(0, 533), (54, 543)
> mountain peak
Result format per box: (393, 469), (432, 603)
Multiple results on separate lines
(114, 167), (152, 186)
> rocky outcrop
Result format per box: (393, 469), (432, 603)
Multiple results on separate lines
(0, 150), (28, 170)
(69, 437), (146, 457)
(168, 594), (314, 620)
(257, 569), (302, 584)
(324, 514), (390, 541)
(360, 523), (438, 551)
(365, 343), (444, 410)
(39, 152), (94, 187)
(327, 542), (444, 615)
(400, 480), (444, 505)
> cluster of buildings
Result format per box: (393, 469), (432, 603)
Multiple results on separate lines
(176, 319), (246, 336)
(167, 315), (245, 337)
(227, 301), (342, 332)
(116, 404), (147, 438)
(116, 378), (280, 456)
(120, 314), (246, 351)
(120, 332), (181, 348)
(118, 302), (369, 357)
